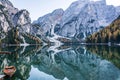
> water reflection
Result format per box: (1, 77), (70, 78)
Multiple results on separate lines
(0, 45), (120, 80)
(86, 45), (120, 68)
(28, 66), (61, 80)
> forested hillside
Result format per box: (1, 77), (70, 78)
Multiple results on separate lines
(86, 16), (120, 43)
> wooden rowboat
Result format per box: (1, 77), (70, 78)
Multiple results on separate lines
(0, 51), (11, 54)
(3, 66), (16, 77)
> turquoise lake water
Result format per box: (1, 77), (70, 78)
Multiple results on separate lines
(0, 45), (120, 80)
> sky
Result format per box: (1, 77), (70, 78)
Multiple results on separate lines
(9, 0), (120, 21)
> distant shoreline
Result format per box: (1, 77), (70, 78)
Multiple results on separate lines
(0, 42), (120, 47)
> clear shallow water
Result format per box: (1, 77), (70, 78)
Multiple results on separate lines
(0, 45), (120, 80)
(28, 66), (60, 80)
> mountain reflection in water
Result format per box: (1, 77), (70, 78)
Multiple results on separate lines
(0, 45), (120, 80)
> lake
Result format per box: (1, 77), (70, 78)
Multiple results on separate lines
(0, 45), (120, 80)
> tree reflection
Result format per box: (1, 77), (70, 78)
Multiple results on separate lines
(0, 45), (120, 80)
(86, 45), (120, 68)
(0, 45), (42, 80)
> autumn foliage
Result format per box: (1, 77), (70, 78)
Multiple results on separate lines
(86, 16), (120, 43)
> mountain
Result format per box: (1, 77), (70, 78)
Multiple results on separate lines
(0, 0), (42, 45)
(34, 0), (120, 41)
(0, 0), (18, 37)
(1, 0), (120, 45)
(13, 9), (31, 33)
(55, 0), (120, 40)
(33, 9), (64, 36)
(86, 15), (120, 43)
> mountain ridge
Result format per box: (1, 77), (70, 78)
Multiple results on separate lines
(0, 0), (120, 45)
(34, 0), (120, 41)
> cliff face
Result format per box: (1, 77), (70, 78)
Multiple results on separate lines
(55, 0), (120, 40)
(34, 0), (120, 41)
(33, 9), (64, 36)
(1, 0), (120, 44)
(13, 9), (31, 33)
(0, 0), (42, 44)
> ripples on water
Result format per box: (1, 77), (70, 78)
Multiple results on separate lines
(0, 45), (120, 80)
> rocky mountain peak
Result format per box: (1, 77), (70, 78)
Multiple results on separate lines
(51, 8), (64, 17)
(32, 0), (120, 41)
(54, 0), (120, 40)
(13, 9), (31, 25)
(0, 0), (41, 44)
(13, 9), (31, 33)
(33, 8), (64, 35)
(0, 0), (13, 7)
(0, 3), (14, 39)
(0, 0), (18, 16)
